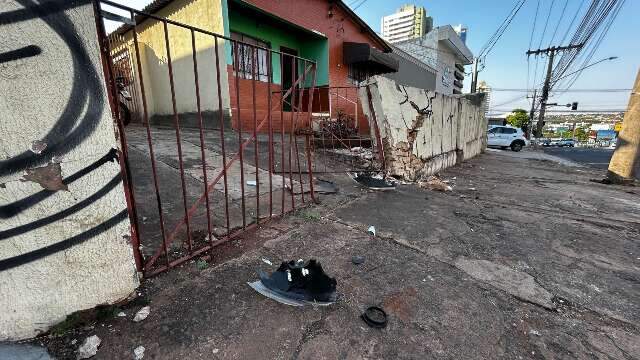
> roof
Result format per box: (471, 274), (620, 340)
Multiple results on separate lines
(332, 1), (392, 52)
(388, 43), (437, 75)
(112, 0), (392, 52)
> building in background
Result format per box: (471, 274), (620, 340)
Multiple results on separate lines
(384, 43), (437, 90)
(395, 25), (473, 95)
(453, 24), (467, 44)
(477, 81), (491, 115)
(381, 4), (432, 43)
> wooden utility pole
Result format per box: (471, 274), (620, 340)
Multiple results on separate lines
(608, 69), (640, 183)
(526, 44), (583, 137)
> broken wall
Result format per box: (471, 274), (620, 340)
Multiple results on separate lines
(0, 0), (139, 340)
(360, 76), (487, 180)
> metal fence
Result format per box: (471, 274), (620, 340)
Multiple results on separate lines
(96, 0), (318, 276)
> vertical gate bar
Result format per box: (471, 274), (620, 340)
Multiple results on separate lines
(233, 41), (247, 229)
(130, 10), (170, 269)
(287, 56), (296, 210)
(191, 29), (213, 247)
(280, 53), (286, 215)
(321, 89), (326, 174)
(293, 60), (306, 203)
(163, 21), (193, 254)
(304, 63), (318, 203)
(94, 3), (143, 272)
(214, 38), (231, 235)
(266, 51), (274, 219)
(251, 46), (260, 223)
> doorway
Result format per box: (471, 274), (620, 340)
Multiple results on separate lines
(280, 47), (298, 111)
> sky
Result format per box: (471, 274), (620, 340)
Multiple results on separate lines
(106, 0), (639, 115)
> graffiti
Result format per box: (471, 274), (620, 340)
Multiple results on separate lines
(0, 149), (118, 219)
(0, 209), (128, 272)
(0, 0), (105, 177)
(0, 45), (41, 63)
(0, 1), (128, 272)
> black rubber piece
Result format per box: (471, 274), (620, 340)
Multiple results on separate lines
(361, 306), (388, 328)
(351, 255), (365, 265)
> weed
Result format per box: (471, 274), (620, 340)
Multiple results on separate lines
(196, 259), (208, 270)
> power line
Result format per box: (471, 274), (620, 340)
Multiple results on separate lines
(490, 88), (631, 92)
(477, 0), (527, 60)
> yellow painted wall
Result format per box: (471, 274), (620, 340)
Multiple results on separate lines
(116, 0), (229, 117)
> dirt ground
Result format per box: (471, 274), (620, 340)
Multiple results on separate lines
(33, 149), (640, 359)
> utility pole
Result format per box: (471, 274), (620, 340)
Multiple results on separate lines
(528, 89), (537, 139)
(471, 59), (480, 93)
(526, 44), (583, 137)
(608, 68), (640, 183)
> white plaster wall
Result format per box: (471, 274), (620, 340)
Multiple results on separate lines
(360, 76), (487, 180)
(0, 1), (138, 340)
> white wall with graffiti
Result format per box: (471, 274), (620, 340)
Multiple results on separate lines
(0, 0), (138, 340)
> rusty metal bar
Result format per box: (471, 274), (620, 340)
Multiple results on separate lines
(191, 29), (213, 247)
(233, 41), (247, 229)
(267, 51), (274, 218)
(280, 52), (286, 216)
(163, 21), (193, 254)
(251, 46), (260, 223)
(293, 60), (306, 203)
(288, 57), (296, 210)
(214, 38), (231, 235)
(129, 10), (170, 269)
(305, 63), (318, 203)
(94, 2), (143, 272)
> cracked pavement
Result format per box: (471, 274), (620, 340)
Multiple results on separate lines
(38, 151), (640, 359)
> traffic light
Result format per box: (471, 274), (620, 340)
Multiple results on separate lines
(571, 102), (578, 110)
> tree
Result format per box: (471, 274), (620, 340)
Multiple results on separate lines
(574, 127), (589, 142)
(506, 109), (529, 129)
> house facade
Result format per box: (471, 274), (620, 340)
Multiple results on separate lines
(114, 0), (398, 133)
(395, 25), (473, 95)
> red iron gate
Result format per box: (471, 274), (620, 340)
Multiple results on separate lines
(96, 1), (318, 276)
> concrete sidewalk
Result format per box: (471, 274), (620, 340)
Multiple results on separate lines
(36, 152), (640, 359)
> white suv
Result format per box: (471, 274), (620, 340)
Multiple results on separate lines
(487, 126), (528, 152)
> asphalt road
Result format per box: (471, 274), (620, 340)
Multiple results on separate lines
(542, 146), (614, 169)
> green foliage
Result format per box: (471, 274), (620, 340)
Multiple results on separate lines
(196, 259), (208, 270)
(506, 109), (529, 128)
(574, 127), (589, 141)
(297, 209), (320, 222)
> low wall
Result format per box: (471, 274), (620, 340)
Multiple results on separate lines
(360, 76), (487, 180)
(0, 0), (138, 340)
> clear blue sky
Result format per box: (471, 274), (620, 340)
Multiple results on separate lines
(108, 0), (639, 115)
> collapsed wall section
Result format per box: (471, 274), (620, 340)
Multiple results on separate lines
(360, 76), (487, 180)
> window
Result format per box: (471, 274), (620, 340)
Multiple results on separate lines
(502, 128), (517, 134)
(231, 32), (270, 82)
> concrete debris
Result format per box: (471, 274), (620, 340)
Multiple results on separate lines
(133, 306), (150, 322)
(133, 346), (145, 360)
(77, 335), (101, 359)
(418, 176), (453, 192)
(117, 312), (126, 317)
(349, 172), (396, 190)
(30, 140), (47, 154)
(246, 180), (257, 186)
(529, 330), (541, 336)
(367, 226), (376, 236)
(261, 258), (273, 266)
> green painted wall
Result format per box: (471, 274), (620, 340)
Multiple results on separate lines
(225, 8), (329, 86)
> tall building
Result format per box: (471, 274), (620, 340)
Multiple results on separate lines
(453, 24), (468, 44)
(381, 4), (433, 43)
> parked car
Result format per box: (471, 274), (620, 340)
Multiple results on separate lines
(556, 139), (576, 147)
(487, 126), (528, 152)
